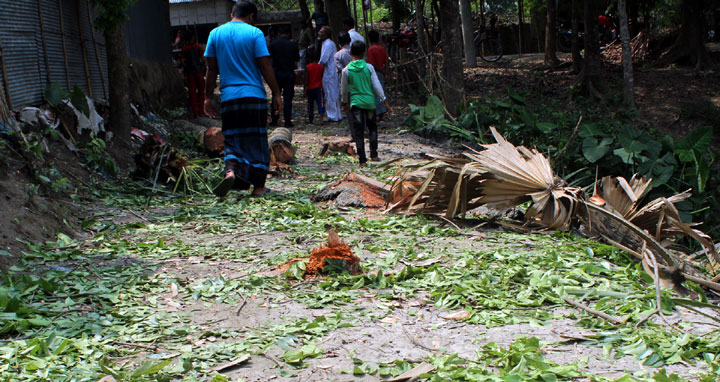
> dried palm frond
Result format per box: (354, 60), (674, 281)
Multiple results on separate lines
(600, 175), (652, 217)
(594, 175), (718, 272)
(387, 129), (720, 289)
(466, 127), (583, 229)
(387, 157), (485, 215)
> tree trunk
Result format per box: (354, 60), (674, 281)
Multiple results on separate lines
(326, 0), (350, 39)
(618, 0), (634, 107)
(460, 0), (476, 67)
(438, 0), (464, 116)
(571, 0), (582, 73)
(531, 4), (545, 53)
(659, 0), (709, 70)
(299, 0), (310, 21)
(574, 0), (603, 98)
(518, 0), (524, 54)
(104, 24), (130, 142)
(628, 0), (638, 36)
(415, 0), (428, 53)
(390, 0), (403, 32)
(544, 0), (559, 66)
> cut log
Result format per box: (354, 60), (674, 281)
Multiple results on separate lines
(269, 127), (295, 164)
(191, 116), (220, 128)
(203, 126), (224, 156)
(170, 119), (205, 145)
(319, 140), (356, 156)
(314, 172), (391, 208)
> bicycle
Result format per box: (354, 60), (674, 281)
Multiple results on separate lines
(434, 13), (503, 62)
(473, 14), (502, 62)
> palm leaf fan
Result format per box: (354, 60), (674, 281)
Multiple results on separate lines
(467, 127), (581, 229)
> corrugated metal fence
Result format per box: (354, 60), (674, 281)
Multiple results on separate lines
(0, 0), (108, 109)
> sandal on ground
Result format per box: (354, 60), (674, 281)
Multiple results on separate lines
(250, 188), (277, 197)
(213, 174), (235, 197)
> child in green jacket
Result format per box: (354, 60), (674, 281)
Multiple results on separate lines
(341, 41), (391, 165)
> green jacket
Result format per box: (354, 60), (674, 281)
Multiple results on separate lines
(344, 60), (377, 110)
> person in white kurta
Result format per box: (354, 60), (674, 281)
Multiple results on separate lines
(318, 26), (342, 122)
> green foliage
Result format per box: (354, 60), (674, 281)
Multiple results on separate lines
(404, 96), (477, 141)
(37, 167), (74, 194)
(480, 336), (581, 380)
(78, 135), (119, 176)
(90, 0), (138, 33)
(44, 82), (90, 116)
(70, 86), (90, 117)
(44, 82), (68, 108)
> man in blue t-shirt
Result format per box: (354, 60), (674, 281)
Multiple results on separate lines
(204, 1), (281, 197)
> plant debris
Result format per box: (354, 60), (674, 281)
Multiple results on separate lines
(389, 127), (720, 290)
(305, 229), (361, 276)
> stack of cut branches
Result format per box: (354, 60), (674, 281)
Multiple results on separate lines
(388, 127), (720, 291)
(602, 31), (650, 64)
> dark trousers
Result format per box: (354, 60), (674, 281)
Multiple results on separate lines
(271, 71), (296, 126)
(349, 106), (378, 164)
(306, 88), (324, 123)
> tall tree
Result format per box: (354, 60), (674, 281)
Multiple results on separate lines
(390, 0), (404, 32)
(544, 0), (559, 66)
(570, 0), (582, 73)
(618, 0), (634, 107)
(575, 0), (603, 98)
(660, 0), (710, 70)
(517, 0), (524, 54)
(460, 0), (477, 67)
(91, 0), (137, 143)
(326, 0), (350, 38)
(438, 0), (464, 116)
(415, 0), (428, 53)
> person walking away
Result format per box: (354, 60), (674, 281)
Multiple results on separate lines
(335, 32), (352, 75)
(296, 19), (315, 69)
(305, 46), (324, 125)
(341, 41), (390, 165)
(335, 32), (353, 132)
(343, 17), (365, 45)
(204, 1), (282, 197)
(269, 24), (299, 127)
(181, 30), (206, 118)
(367, 30), (389, 121)
(318, 26), (342, 122)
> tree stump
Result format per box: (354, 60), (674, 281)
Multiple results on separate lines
(203, 126), (224, 156)
(269, 127), (295, 164)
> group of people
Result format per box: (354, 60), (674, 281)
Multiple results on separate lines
(267, 17), (389, 131)
(201, 1), (390, 197)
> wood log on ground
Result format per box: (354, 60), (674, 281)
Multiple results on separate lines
(314, 173), (391, 208)
(319, 140), (356, 156)
(191, 116), (221, 128)
(269, 127), (295, 164)
(203, 126), (224, 155)
(170, 120), (205, 144)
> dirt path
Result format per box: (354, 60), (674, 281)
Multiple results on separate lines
(57, 125), (713, 382)
(2, 92), (719, 380)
